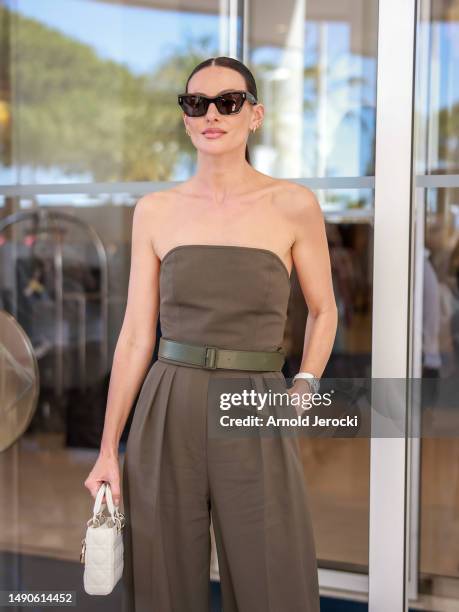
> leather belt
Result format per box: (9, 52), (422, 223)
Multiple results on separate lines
(158, 337), (285, 371)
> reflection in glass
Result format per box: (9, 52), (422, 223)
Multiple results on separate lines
(247, 0), (378, 178)
(416, 1), (459, 175)
(1, 0), (222, 184)
(283, 190), (373, 573)
(417, 189), (459, 602)
(0, 193), (141, 563)
(414, 0), (459, 604)
(0, 0), (381, 595)
(0, 0), (380, 183)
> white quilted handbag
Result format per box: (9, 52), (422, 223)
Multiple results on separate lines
(80, 482), (125, 595)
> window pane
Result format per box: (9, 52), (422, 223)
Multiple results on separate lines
(247, 0), (378, 178)
(1, 0), (223, 184)
(414, 0), (459, 606)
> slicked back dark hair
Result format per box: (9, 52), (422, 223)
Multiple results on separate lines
(184, 56), (258, 165)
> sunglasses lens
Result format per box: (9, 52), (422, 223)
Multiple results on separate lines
(217, 93), (244, 115)
(179, 92), (248, 116)
(180, 95), (207, 117)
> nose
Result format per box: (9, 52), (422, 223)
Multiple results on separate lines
(205, 101), (220, 118)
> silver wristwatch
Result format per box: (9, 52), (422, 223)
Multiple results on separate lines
(292, 371), (320, 394)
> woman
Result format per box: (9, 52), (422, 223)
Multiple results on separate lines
(85, 56), (337, 612)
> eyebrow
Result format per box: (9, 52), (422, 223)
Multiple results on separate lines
(188, 89), (239, 96)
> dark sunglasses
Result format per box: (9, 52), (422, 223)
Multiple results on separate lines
(177, 90), (258, 117)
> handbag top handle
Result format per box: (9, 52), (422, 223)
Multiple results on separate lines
(92, 482), (117, 522)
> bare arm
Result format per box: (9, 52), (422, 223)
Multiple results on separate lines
(99, 195), (160, 457)
(290, 186), (338, 379)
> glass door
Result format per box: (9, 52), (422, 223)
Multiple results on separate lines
(243, 0), (378, 601)
(0, 1), (240, 608)
(409, 0), (459, 609)
(4, 0), (454, 609)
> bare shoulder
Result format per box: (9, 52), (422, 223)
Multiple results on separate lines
(131, 190), (173, 256)
(134, 186), (176, 213)
(272, 180), (322, 233)
(131, 192), (159, 235)
(275, 180), (320, 211)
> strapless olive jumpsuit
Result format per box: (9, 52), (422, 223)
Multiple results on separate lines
(121, 245), (320, 612)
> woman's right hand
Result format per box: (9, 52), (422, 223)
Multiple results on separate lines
(84, 452), (121, 507)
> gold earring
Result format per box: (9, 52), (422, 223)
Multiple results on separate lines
(185, 127), (190, 136)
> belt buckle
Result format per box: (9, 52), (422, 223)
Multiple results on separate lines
(204, 346), (217, 369)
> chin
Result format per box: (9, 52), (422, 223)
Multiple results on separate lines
(199, 143), (231, 155)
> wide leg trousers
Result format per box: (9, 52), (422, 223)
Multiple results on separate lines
(121, 360), (320, 612)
